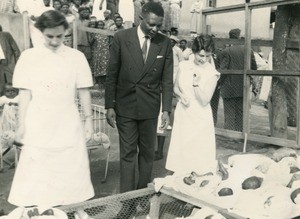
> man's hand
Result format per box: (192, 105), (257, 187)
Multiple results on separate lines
(160, 111), (170, 130)
(106, 108), (116, 128)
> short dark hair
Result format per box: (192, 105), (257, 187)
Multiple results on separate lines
(61, 3), (70, 8)
(78, 6), (90, 13)
(141, 2), (164, 17)
(192, 34), (215, 53)
(180, 39), (187, 44)
(229, 28), (241, 39)
(35, 10), (69, 32)
(0, 25), (2, 31)
(114, 16), (123, 21)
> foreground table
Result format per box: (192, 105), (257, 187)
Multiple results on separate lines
(59, 184), (246, 219)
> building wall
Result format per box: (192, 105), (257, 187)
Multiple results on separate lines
(179, 0), (272, 39)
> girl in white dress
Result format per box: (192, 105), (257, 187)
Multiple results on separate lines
(166, 34), (220, 176)
(8, 10), (95, 207)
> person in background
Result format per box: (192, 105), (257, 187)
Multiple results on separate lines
(103, 9), (114, 29)
(0, 83), (19, 107)
(112, 12), (120, 20)
(8, 10), (94, 207)
(118, 0), (134, 28)
(179, 39), (192, 60)
(61, 3), (76, 47)
(0, 0), (19, 13)
(190, 0), (203, 35)
(169, 0), (181, 29)
(109, 16), (124, 32)
(219, 28), (257, 132)
(170, 27), (178, 36)
(166, 34), (220, 176)
(89, 20), (110, 91)
(43, 0), (51, 7)
(133, 0), (143, 26)
(0, 25), (20, 95)
(16, 0), (49, 47)
(159, 0), (171, 32)
(106, 0), (117, 16)
(70, 0), (82, 18)
(77, 7), (92, 64)
(155, 34), (182, 161)
(170, 35), (183, 82)
(53, 0), (62, 10)
(105, 2), (173, 216)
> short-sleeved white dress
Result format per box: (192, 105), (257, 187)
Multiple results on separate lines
(8, 45), (95, 207)
(166, 60), (220, 175)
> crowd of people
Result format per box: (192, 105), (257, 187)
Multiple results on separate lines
(0, 1), (264, 218)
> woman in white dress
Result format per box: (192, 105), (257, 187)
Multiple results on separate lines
(8, 10), (95, 207)
(165, 34), (220, 176)
(118, 0), (134, 28)
(92, 0), (106, 20)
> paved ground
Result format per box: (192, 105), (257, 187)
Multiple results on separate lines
(1, 93), (299, 215)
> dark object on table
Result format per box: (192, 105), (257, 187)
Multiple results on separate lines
(13, 140), (23, 147)
(218, 187), (233, 196)
(242, 176), (263, 190)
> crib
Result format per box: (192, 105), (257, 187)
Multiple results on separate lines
(76, 100), (111, 183)
(0, 103), (18, 170)
(1, 101), (111, 184)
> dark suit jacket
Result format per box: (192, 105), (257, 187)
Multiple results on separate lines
(0, 31), (20, 83)
(105, 27), (174, 120)
(218, 45), (257, 98)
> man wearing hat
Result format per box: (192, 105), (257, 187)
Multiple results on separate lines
(218, 28), (257, 132)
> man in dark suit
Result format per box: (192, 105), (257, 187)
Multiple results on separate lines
(219, 28), (257, 132)
(0, 25), (20, 95)
(105, 2), (173, 194)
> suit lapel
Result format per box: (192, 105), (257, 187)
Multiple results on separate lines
(125, 28), (144, 72)
(138, 36), (162, 81)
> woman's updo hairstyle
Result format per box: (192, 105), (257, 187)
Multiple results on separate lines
(35, 10), (69, 32)
(192, 34), (215, 54)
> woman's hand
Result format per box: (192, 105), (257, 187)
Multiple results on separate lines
(180, 95), (190, 107)
(84, 119), (94, 142)
(15, 125), (25, 146)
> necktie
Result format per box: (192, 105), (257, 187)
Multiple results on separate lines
(142, 35), (149, 63)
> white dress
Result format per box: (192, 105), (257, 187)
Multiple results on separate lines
(92, 0), (106, 20)
(118, 0), (134, 22)
(165, 60), (219, 175)
(8, 45), (95, 207)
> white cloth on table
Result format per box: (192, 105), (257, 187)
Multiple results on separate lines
(8, 44), (94, 207)
(165, 60), (219, 175)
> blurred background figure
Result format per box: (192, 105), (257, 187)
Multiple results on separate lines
(0, 25), (20, 96)
(118, 0), (134, 28)
(219, 28), (257, 132)
(190, 0), (203, 35)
